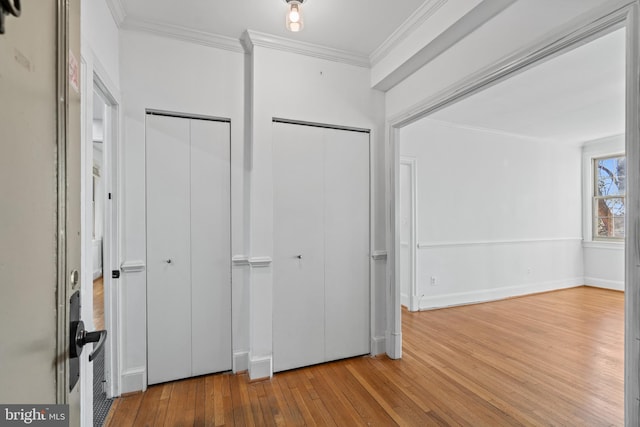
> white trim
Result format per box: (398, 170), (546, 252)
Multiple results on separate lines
(248, 356), (272, 380)
(120, 260), (146, 273)
(232, 255), (250, 266)
(248, 256), (272, 268)
(105, 0), (126, 27)
(371, 336), (386, 356)
(400, 157), (418, 312)
(120, 367), (146, 394)
(585, 277), (625, 291)
(418, 237), (582, 249)
(583, 241), (625, 250)
(370, 0), (447, 66)
(371, 251), (388, 260)
(233, 351), (249, 373)
(122, 17), (244, 53)
(419, 278), (584, 311)
(241, 30), (370, 68)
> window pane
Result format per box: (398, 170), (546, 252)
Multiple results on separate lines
(596, 156), (625, 196)
(595, 200), (625, 238)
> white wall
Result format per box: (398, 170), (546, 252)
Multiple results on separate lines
(582, 135), (625, 290)
(119, 30), (246, 392)
(245, 41), (387, 377)
(401, 119), (584, 308)
(81, 0), (120, 89)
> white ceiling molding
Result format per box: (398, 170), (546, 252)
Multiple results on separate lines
(105, 0), (127, 27)
(370, 0), (447, 66)
(122, 17), (244, 53)
(242, 30), (370, 68)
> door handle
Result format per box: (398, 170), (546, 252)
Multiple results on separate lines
(70, 319), (107, 362)
(295, 255), (302, 259)
(164, 259), (173, 264)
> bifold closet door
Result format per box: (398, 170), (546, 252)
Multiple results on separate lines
(146, 114), (231, 385)
(273, 124), (326, 372)
(273, 122), (370, 373)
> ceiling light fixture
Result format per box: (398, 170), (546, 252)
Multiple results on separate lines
(284, 0), (306, 32)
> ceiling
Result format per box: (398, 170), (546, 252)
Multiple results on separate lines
(119, 0), (427, 57)
(428, 27), (626, 145)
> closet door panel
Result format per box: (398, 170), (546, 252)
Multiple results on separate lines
(324, 129), (370, 361)
(190, 119), (232, 376)
(146, 115), (192, 385)
(273, 123), (326, 372)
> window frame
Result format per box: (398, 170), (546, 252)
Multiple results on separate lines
(592, 154), (625, 241)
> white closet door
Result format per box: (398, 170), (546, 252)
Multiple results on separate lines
(324, 128), (370, 361)
(146, 115), (192, 384)
(273, 123), (326, 372)
(273, 122), (370, 372)
(190, 119), (232, 376)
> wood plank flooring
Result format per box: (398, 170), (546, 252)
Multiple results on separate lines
(105, 286), (623, 426)
(94, 276), (105, 330)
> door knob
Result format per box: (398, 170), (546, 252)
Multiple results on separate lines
(164, 259), (173, 264)
(70, 320), (107, 362)
(295, 255), (302, 259)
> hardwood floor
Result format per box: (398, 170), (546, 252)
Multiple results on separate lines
(94, 276), (105, 331)
(105, 286), (623, 426)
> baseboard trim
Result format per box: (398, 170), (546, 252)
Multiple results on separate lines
(233, 351), (249, 373)
(371, 336), (386, 356)
(584, 277), (624, 291)
(121, 367), (146, 394)
(385, 331), (402, 359)
(419, 278), (584, 311)
(249, 356), (272, 380)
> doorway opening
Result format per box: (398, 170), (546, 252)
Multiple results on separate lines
(389, 4), (637, 423)
(80, 62), (121, 426)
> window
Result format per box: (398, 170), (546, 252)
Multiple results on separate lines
(593, 155), (625, 239)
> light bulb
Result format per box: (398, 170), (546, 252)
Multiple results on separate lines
(289, 5), (300, 23)
(286, 1), (304, 32)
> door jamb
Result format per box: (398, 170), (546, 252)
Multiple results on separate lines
(399, 157), (418, 312)
(80, 49), (122, 415)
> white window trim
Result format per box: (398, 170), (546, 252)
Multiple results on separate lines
(582, 134), (625, 244)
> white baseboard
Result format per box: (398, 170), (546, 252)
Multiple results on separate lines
(233, 351), (249, 373)
(584, 277), (624, 291)
(385, 331), (402, 359)
(121, 366), (146, 394)
(371, 336), (386, 356)
(419, 278), (584, 311)
(249, 356), (272, 380)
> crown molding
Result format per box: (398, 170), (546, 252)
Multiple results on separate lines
(370, 0), (448, 66)
(242, 30), (370, 68)
(105, 0), (127, 27)
(122, 17), (244, 53)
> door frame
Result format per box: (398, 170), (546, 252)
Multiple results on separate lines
(385, 0), (640, 422)
(80, 49), (122, 425)
(399, 157), (418, 312)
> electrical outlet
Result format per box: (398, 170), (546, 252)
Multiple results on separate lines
(430, 276), (437, 286)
